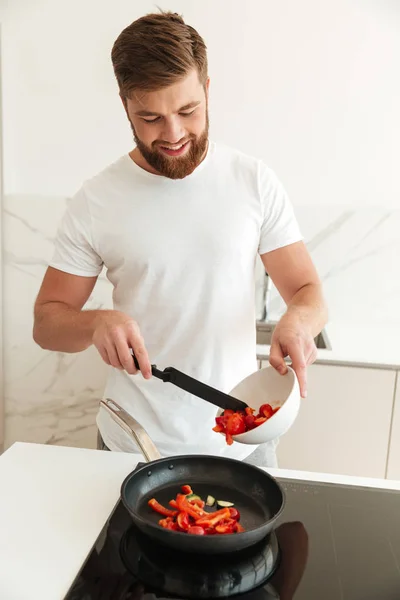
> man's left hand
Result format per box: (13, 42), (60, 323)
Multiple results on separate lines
(268, 313), (318, 398)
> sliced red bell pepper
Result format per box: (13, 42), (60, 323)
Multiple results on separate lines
(159, 517), (179, 531)
(223, 409), (234, 417)
(226, 433), (233, 445)
(195, 508), (231, 528)
(176, 494), (205, 519)
(216, 409), (234, 430)
(159, 516), (174, 528)
(213, 424), (224, 433)
(244, 414), (256, 430)
(228, 507), (240, 521)
(187, 502), (205, 515)
(148, 498), (178, 518)
(177, 511), (190, 531)
(226, 413), (246, 436)
(254, 416), (267, 426)
(235, 522), (245, 533)
(259, 403), (273, 419)
(181, 485), (193, 495)
(215, 519), (236, 534)
(169, 499), (178, 509)
(187, 525), (205, 535)
(215, 416), (227, 428)
(189, 497), (205, 509)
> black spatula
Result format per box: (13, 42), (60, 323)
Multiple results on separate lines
(132, 354), (249, 412)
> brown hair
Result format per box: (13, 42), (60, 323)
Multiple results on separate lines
(111, 11), (208, 97)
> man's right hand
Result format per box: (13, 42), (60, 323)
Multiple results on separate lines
(33, 268), (152, 379)
(92, 310), (152, 378)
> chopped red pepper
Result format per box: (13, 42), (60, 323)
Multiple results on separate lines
(177, 511), (190, 531)
(148, 485), (246, 535)
(259, 403), (274, 419)
(228, 507), (240, 521)
(176, 494), (205, 520)
(215, 518), (236, 534)
(181, 485), (193, 495)
(213, 403), (281, 445)
(189, 497), (205, 509)
(148, 498), (178, 518)
(213, 424), (224, 433)
(187, 525), (206, 535)
(226, 413), (246, 436)
(244, 414), (256, 430)
(159, 516), (178, 529)
(223, 409), (234, 417)
(195, 508), (231, 528)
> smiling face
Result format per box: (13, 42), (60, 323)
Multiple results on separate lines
(123, 69), (210, 179)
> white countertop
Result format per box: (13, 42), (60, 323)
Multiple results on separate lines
(257, 321), (400, 370)
(2, 442), (400, 600)
(0, 443), (142, 600)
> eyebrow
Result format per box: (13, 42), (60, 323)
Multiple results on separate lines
(135, 100), (201, 117)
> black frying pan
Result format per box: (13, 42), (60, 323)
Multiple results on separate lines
(100, 398), (285, 555)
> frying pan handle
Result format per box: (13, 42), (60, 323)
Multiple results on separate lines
(99, 398), (162, 463)
(132, 354), (249, 412)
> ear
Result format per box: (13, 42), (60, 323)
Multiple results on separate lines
(120, 92), (129, 113)
(205, 77), (210, 100)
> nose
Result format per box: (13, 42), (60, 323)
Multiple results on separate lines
(160, 116), (185, 145)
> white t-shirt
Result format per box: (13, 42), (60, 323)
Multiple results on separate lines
(50, 141), (303, 461)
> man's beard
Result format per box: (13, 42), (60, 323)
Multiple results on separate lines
(131, 112), (209, 180)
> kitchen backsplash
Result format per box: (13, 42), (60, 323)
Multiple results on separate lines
(2, 195), (400, 450)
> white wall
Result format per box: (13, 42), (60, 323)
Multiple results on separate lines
(1, 0), (400, 207)
(0, 25), (4, 452)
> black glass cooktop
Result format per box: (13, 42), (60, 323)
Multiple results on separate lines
(65, 476), (400, 600)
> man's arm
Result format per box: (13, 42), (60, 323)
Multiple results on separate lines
(33, 267), (152, 378)
(261, 241), (328, 397)
(33, 267), (98, 352)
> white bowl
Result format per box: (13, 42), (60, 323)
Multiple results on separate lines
(216, 365), (301, 445)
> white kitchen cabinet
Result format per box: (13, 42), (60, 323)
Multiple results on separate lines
(260, 362), (396, 479)
(386, 372), (400, 480)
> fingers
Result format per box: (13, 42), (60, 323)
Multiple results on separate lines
(97, 345), (111, 366)
(306, 342), (318, 365)
(269, 340), (288, 375)
(269, 320), (317, 399)
(114, 330), (137, 375)
(128, 333), (152, 380)
(305, 346), (318, 365)
(93, 314), (152, 379)
(270, 339), (309, 397)
(104, 343), (125, 370)
(288, 344), (308, 398)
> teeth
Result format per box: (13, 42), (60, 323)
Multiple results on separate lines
(162, 142), (185, 150)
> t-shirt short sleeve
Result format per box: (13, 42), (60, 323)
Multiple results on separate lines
(49, 188), (103, 277)
(258, 163), (303, 255)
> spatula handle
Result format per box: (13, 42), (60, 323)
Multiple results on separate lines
(132, 354), (249, 412)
